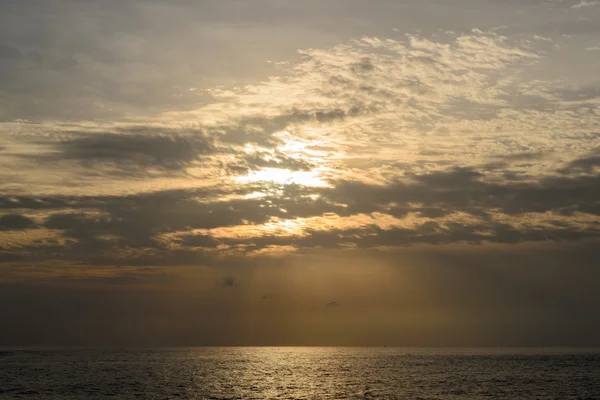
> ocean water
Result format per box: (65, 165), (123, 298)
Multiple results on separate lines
(1, 347), (599, 399)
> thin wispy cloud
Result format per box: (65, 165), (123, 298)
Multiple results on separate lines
(572, 0), (599, 9)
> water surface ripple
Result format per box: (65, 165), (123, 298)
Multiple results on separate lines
(1, 347), (599, 399)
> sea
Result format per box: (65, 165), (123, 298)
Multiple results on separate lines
(1, 347), (599, 399)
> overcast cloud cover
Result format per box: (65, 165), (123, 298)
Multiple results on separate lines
(1, 0), (600, 346)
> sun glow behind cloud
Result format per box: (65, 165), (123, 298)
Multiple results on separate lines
(235, 167), (330, 187)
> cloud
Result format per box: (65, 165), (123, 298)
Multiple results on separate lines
(5, 29), (598, 199)
(1, 26), (600, 268)
(559, 152), (600, 174)
(571, 0), (599, 9)
(0, 214), (37, 230)
(491, 152), (545, 162)
(2, 157), (600, 266)
(0, 43), (21, 60)
(178, 234), (221, 248)
(28, 129), (215, 175)
(218, 276), (238, 289)
(325, 301), (341, 308)
(233, 150), (314, 173)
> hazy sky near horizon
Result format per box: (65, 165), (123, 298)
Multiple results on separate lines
(1, 0), (600, 346)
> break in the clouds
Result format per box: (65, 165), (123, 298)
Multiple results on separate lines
(1, 0), (600, 346)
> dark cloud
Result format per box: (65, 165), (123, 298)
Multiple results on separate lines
(2, 163), (600, 265)
(54, 270), (176, 286)
(351, 57), (375, 73)
(10, 109), (346, 180)
(560, 154), (600, 174)
(178, 234), (221, 248)
(410, 167), (484, 187)
(34, 192), (279, 255)
(218, 276), (238, 289)
(551, 86), (600, 103)
(37, 130), (214, 173)
(0, 214), (37, 230)
(215, 220), (600, 253)
(315, 108), (346, 122)
(0, 43), (21, 60)
(216, 108), (350, 148)
(492, 152), (545, 162)
(325, 168), (600, 217)
(325, 301), (341, 308)
(540, 19), (600, 35)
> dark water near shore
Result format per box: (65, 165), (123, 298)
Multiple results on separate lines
(1, 347), (599, 399)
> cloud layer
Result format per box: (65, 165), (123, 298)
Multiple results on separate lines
(2, 27), (600, 267)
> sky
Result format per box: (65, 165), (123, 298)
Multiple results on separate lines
(1, 0), (600, 346)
